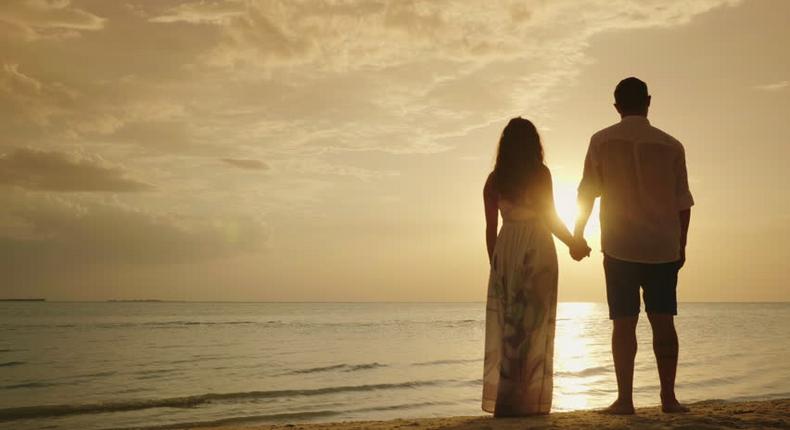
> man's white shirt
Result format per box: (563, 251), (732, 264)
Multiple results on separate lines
(578, 116), (694, 264)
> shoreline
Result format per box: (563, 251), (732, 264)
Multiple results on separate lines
(195, 398), (790, 430)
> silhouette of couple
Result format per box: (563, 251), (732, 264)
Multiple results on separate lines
(482, 77), (694, 417)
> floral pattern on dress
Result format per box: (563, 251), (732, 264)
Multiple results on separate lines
(482, 220), (558, 416)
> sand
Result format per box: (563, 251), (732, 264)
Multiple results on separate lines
(198, 398), (790, 430)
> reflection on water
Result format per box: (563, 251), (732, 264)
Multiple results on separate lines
(554, 302), (603, 411)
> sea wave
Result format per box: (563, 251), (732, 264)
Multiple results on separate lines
(286, 362), (386, 375)
(555, 365), (611, 378)
(104, 320), (263, 329)
(123, 401), (456, 430)
(124, 410), (342, 430)
(456, 378), (483, 387)
(71, 370), (117, 379)
(1, 381), (61, 390)
(412, 358), (480, 366)
(3, 319), (487, 331)
(0, 361), (24, 368)
(1, 370), (120, 391)
(0, 380), (446, 421)
(134, 368), (178, 377)
(3, 320), (270, 330)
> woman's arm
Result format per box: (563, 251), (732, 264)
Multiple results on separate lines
(484, 174), (499, 263)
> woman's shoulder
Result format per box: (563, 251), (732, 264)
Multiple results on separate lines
(533, 164), (551, 184)
(527, 165), (552, 198)
(484, 171), (497, 197)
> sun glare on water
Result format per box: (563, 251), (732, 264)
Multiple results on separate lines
(553, 302), (600, 411)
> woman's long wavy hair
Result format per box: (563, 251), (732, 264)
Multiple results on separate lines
(491, 117), (545, 201)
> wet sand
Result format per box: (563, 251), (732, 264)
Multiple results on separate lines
(197, 398), (790, 430)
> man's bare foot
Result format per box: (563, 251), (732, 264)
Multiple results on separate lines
(599, 400), (635, 415)
(662, 400), (689, 413)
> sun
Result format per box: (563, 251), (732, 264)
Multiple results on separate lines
(552, 178), (600, 238)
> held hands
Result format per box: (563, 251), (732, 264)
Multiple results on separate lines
(569, 235), (592, 261)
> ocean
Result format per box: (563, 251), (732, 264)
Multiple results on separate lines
(1, 302), (788, 430)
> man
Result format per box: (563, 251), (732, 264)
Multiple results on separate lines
(573, 77), (694, 414)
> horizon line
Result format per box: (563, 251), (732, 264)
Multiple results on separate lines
(2, 300), (789, 304)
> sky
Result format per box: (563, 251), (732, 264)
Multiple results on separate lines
(0, 0), (788, 302)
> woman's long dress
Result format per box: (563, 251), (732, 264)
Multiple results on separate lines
(482, 202), (558, 416)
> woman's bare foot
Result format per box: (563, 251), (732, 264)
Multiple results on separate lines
(662, 400), (690, 413)
(600, 399), (635, 415)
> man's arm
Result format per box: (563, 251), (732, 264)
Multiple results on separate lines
(678, 208), (691, 268)
(574, 194), (596, 239)
(676, 144), (694, 269)
(575, 137), (600, 241)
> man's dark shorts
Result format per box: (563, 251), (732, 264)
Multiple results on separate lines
(603, 254), (681, 320)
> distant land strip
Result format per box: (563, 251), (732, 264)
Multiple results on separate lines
(0, 299), (45, 302)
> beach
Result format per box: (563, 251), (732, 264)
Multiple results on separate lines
(201, 398), (790, 430)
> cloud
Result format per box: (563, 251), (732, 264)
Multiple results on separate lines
(0, 63), (77, 127)
(0, 190), (268, 268)
(0, 0), (747, 283)
(754, 80), (789, 92)
(0, 148), (154, 192)
(143, 0), (741, 74)
(284, 158), (400, 182)
(109, 120), (194, 151)
(222, 158), (268, 170)
(147, 0), (740, 157)
(0, 0), (741, 227)
(0, 0), (105, 40)
(149, 0), (245, 24)
(1, 1), (744, 159)
(1, 62), (41, 91)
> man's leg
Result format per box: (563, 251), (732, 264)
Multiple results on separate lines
(647, 313), (688, 413)
(602, 255), (640, 415)
(643, 261), (688, 413)
(604, 316), (638, 414)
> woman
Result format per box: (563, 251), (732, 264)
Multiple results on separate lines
(482, 117), (590, 416)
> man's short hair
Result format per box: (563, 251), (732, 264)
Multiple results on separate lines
(614, 77), (649, 111)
